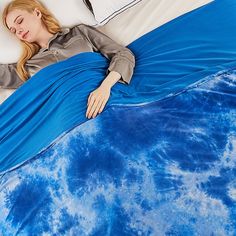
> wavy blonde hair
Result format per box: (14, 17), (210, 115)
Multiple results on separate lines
(2, 0), (61, 82)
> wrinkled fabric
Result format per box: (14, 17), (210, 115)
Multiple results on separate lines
(0, 0), (236, 234)
(0, 67), (235, 235)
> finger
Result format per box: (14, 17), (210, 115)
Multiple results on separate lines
(98, 100), (107, 114)
(87, 97), (101, 118)
(87, 93), (93, 106)
(92, 99), (104, 118)
(86, 96), (96, 117)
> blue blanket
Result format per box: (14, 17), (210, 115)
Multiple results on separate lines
(0, 0), (236, 235)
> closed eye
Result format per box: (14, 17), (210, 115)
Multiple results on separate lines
(9, 18), (23, 34)
(17, 18), (23, 24)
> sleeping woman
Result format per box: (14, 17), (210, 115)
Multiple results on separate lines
(0, 0), (135, 119)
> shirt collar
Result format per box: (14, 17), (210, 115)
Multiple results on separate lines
(39, 27), (70, 53)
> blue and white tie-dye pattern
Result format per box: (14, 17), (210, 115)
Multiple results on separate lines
(1, 0), (236, 235)
(0, 68), (235, 235)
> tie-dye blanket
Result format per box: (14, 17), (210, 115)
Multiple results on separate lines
(0, 0), (236, 235)
(1, 66), (236, 235)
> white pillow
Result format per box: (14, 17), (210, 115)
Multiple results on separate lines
(42, 0), (98, 27)
(88, 0), (142, 25)
(0, 0), (98, 64)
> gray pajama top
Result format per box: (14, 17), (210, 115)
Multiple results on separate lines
(0, 24), (135, 89)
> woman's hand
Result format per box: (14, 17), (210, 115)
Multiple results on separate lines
(86, 84), (111, 119)
(86, 71), (122, 119)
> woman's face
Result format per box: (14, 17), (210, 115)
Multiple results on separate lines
(5, 8), (43, 43)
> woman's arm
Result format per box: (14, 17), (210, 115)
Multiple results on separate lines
(75, 24), (135, 119)
(0, 63), (23, 89)
(101, 71), (122, 88)
(75, 24), (135, 85)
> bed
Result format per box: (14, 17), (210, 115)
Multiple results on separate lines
(0, 0), (236, 235)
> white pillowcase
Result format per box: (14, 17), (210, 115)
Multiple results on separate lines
(42, 0), (97, 27)
(0, 0), (98, 64)
(88, 0), (142, 25)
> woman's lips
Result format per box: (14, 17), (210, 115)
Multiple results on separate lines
(22, 31), (29, 40)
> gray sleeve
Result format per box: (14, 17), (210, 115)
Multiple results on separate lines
(0, 63), (24, 89)
(75, 24), (135, 84)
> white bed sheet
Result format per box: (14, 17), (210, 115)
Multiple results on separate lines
(98, 0), (213, 46)
(0, 0), (213, 104)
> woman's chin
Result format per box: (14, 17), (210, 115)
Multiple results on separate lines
(21, 38), (32, 43)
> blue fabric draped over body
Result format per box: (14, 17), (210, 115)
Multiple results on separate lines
(1, 66), (235, 235)
(1, 0), (236, 174)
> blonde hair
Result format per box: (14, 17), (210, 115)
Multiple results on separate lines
(2, 0), (61, 82)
